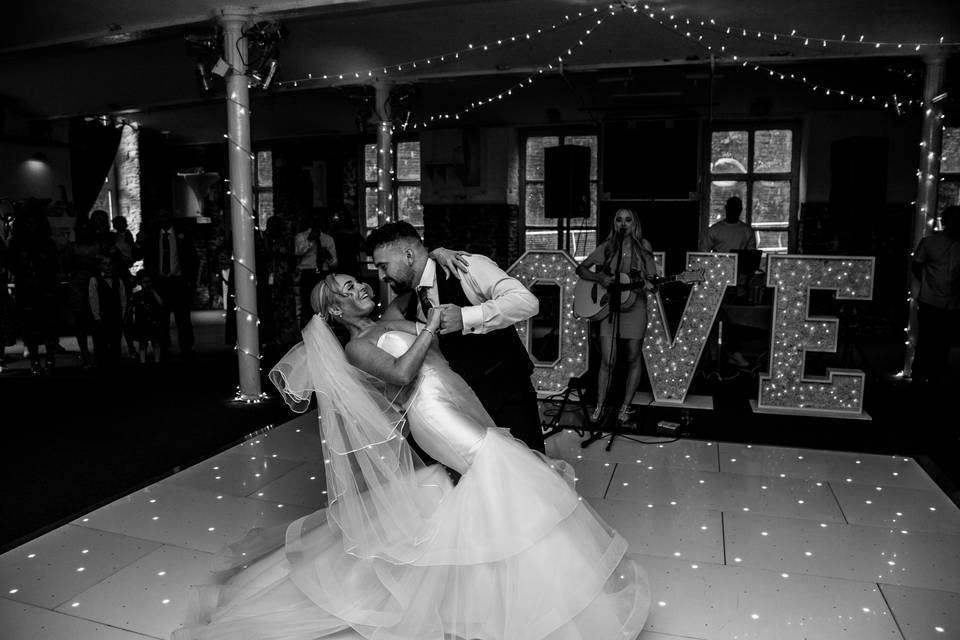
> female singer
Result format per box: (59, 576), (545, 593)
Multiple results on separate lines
(576, 208), (658, 425)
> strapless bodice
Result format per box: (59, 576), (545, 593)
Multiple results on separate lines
(376, 330), (493, 473)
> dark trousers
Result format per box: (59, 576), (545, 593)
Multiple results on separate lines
(913, 302), (959, 386)
(155, 275), (194, 353)
(93, 321), (123, 366)
(17, 289), (58, 364)
(473, 373), (545, 453)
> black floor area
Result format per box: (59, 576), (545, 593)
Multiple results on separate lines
(2, 335), (958, 554)
(0, 346), (295, 553)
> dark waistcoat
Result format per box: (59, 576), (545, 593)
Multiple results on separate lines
(404, 273), (534, 387)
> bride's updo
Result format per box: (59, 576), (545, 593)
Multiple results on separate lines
(310, 274), (341, 322)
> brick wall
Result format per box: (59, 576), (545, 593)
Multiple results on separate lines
(423, 203), (522, 269)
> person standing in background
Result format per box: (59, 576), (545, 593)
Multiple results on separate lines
(89, 253), (127, 368)
(9, 205), (61, 375)
(262, 216), (298, 345)
(703, 196), (757, 254)
(330, 208), (366, 278)
(911, 205), (960, 390)
(0, 209), (11, 372)
(142, 210), (198, 358)
(295, 212), (337, 329)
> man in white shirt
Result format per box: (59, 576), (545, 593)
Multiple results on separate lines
(369, 222), (544, 453)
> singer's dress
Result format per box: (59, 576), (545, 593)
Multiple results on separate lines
(172, 331), (650, 640)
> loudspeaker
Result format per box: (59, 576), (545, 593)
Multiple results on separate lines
(544, 145), (590, 219)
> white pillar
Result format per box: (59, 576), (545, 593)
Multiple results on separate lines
(903, 53), (946, 378)
(374, 80), (394, 226)
(221, 8), (262, 400)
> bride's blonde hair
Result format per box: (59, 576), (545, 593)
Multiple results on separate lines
(310, 274), (341, 321)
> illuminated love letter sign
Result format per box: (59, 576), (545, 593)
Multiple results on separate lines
(507, 250), (589, 393)
(644, 252), (737, 403)
(758, 255), (875, 416)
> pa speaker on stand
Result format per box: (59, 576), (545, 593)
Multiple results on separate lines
(544, 145), (590, 251)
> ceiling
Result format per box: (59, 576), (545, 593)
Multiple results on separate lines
(3, 0), (958, 142)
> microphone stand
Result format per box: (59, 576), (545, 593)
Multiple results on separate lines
(583, 230), (631, 451)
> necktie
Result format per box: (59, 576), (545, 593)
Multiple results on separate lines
(161, 231), (171, 276)
(417, 286), (433, 320)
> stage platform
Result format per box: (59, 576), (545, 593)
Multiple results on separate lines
(2, 413), (959, 640)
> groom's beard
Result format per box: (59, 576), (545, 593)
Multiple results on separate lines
(385, 278), (412, 293)
(384, 265), (415, 293)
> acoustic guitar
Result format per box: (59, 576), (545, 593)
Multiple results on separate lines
(573, 267), (705, 322)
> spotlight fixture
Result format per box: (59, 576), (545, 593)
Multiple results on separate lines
(244, 20), (287, 90)
(185, 27), (224, 94)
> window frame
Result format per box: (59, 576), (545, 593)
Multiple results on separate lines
(254, 149), (274, 230)
(938, 126), (960, 218)
(361, 136), (423, 236)
(520, 128), (600, 262)
(703, 121), (801, 255)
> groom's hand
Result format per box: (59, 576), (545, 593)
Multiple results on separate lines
(437, 304), (463, 335)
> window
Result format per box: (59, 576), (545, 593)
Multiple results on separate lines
(363, 140), (423, 235)
(708, 126), (798, 255)
(522, 134), (598, 261)
(255, 150), (274, 229)
(938, 127), (960, 218)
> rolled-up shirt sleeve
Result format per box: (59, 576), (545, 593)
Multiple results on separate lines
(458, 255), (539, 334)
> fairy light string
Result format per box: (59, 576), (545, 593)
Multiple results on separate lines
(223, 86), (264, 381)
(277, 4), (609, 88)
(403, 7), (613, 129)
(630, 4), (923, 111)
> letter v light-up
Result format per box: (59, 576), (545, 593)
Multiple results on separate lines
(643, 253), (737, 404)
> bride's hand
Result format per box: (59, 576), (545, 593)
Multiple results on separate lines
(428, 248), (470, 281)
(425, 307), (442, 335)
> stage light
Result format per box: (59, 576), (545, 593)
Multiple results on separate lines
(196, 61), (213, 93)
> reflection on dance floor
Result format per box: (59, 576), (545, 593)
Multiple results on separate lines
(1, 413), (959, 639)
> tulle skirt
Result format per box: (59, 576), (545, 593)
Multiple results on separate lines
(171, 428), (650, 640)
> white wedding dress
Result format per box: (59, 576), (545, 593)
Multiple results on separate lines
(172, 330), (650, 640)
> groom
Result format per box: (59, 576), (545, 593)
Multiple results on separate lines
(367, 222), (545, 453)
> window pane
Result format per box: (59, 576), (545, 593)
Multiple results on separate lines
(525, 230), (559, 251)
(711, 131), (748, 174)
(710, 180), (747, 223)
(525, 136), (560, 181)
(569, 183), (598, 227)
(397, 185), (423, 226)
(364, 186), (379, 229)
(257, 191), (273, 229)
(756, 230), (788, 252)
(256, 150), (273, 187)
(397, 141), (420, 181)
(942, 127), (960, 174)
(753, 130), (792, 173)
(566, 229), (597, 261)
(565, 135), (598, 179)
(752, 180), (791, 227)
(364, 144), (377, 182)
(938, 180), (960, 214)
(525, 183), (549, 227)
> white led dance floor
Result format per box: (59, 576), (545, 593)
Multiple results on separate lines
(2, 413), (959, 639)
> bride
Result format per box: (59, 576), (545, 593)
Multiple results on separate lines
(173, 273), (650, 640)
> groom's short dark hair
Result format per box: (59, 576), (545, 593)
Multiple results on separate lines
(365, 221), (422, 253)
